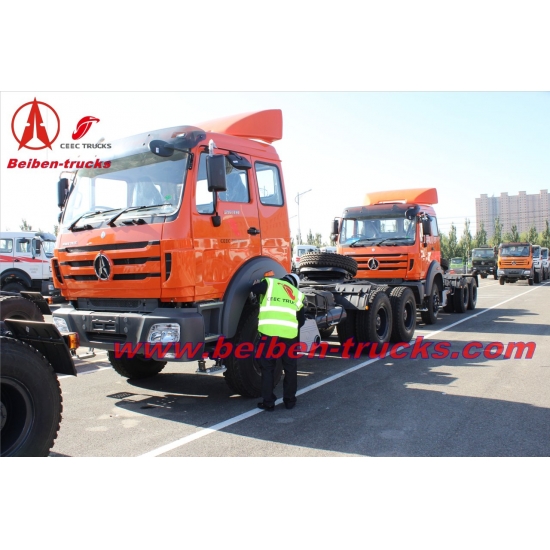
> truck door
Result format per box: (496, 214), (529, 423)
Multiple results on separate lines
(0, 237), (14, 273)
(192, 151), (261, 299)
(254, 161), (290, 268)
(15, 237), (41, 280)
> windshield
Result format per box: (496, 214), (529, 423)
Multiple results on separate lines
(532, 247), (540, 257)
(472, 249), (495, 258)
(500, 245), (530, 257)
(340, 215), (416, 246)
(62, 151), (188, 229)
(42, 240), (56, 257)
(450, 257), (463, 264)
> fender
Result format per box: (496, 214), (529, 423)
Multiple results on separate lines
(0, 268), (32, 288)
(221, 256), (287, 339)
(425, 260), (444, 297)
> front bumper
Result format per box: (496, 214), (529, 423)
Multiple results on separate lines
(53, 305), (205, 361)
(497, 268), (531, 279)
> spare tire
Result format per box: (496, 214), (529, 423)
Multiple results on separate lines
(0, 296), (44, 322)
(299, 252), (358, 277)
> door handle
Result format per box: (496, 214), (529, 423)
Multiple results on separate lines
(14, 258), (20, 262)
(247, 227), (260, 235)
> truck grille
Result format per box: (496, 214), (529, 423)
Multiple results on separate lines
(349, 253), (409, 277)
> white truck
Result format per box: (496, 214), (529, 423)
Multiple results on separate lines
(0, 231), (59, 297)
(532, 245), (543, 284)
(541, 247), (549, 281)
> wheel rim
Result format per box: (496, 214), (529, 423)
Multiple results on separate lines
(375, 306), (389, 340)
(432, 292), (440, 315)
(1, 378), (34, 456)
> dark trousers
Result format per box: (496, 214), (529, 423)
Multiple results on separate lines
(256, 335), (298, 407)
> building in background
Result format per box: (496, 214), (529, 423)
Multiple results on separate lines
(476, 190), (550, 238)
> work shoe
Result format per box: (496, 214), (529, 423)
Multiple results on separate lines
(257, 402), (275, 412)
(284, 399), (296, 410)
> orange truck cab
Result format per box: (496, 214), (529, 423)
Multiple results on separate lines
(497, 242), (534, 285)
(332, 188), (478, 324)
(52, 110), (299, 396)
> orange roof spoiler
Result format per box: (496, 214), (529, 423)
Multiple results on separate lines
(364, 188), (438, 206)
(197, 110), (283, 143)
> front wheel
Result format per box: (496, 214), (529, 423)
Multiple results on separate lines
(108, 352), (166, 379)
(499, 277), (505, 285)
(420, 282), (441, 325)
(1, 337), (62, 457)
(223, 306), (281, 398)
(528, 277), (534, 286)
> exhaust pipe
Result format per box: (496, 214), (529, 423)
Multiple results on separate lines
(315, 306), (346, 329)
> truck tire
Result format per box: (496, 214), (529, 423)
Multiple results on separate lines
(467, 279), (477, 310)
(499, 277), (505, 285)
(337, 309), (357, 347)
(355, 290), (392, 347)
(0, 336), (62, 457)
(528, 277), (534, 286)
(223, 306), (282, 398)
(480, 273), (487, 279)
(453, 284), (469, 313)
(2, 282), (26, 293)
(0, 295), (44, 322)
(107, 352), (166, 379)
(389, 286), (416, 343)
(299, 252), (358, 277)
(420, 280), (442, 325)
(534, 271), (540, 284)
(319, 326), (335, 339)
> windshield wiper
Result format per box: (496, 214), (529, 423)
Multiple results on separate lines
(349, 238), (378, 247)
(375, 237), (414, 246)
(107, 204), (170, 227)
(67, 208), (120, 231)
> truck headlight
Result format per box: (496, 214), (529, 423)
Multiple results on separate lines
(497, 270), (504, 276)
(147, 323), (180, 343)
(53, 316), (70, 334)
(524, 270), (531, 275)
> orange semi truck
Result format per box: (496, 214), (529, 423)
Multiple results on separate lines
(53, 110), (416, 398)
(326, 188), (478, 328)
(497, 242), (534, 285)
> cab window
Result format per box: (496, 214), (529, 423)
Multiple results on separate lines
(16, 239), (32, 253)
(255, 162), (283, 206)
(0, 239), (13, 253)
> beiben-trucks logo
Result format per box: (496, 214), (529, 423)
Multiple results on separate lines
(282, 284), (296, 300)
(11, 98), (60, 150)
(8, 98), (111, 170)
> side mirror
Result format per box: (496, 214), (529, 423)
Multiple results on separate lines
(57, 178), (69, 208)
(422, 217), (432, 236)
(206, 155), (227, 192)
(331, 219), (339, 235)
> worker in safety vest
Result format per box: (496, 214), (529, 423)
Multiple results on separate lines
(251, 273), (306, 411)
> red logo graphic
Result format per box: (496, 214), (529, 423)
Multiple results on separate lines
(12, 99), (60, 151)
(72, 116), (100, 140)
(282, 284), (296, 300)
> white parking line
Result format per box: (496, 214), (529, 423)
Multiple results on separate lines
(139, 281), (549, 457)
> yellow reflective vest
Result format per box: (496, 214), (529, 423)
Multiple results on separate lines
(258, 278), (305, 339)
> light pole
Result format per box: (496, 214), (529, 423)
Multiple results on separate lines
(295, 189), (311, 244)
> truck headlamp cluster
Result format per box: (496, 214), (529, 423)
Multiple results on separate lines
(524, 270), (531, 275)
(147, 323), (181, 343)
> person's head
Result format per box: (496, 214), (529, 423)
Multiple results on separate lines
(281, 273), (300, 288)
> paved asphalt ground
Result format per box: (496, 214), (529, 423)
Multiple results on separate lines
(49, 278), (550, 457)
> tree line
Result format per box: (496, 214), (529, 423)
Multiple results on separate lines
(440, 217), (550, 261)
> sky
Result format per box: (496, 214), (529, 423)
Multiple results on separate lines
(2, 91), (549, 242)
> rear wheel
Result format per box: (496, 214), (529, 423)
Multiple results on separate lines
(1, 337), (62, 457)
(389, 286), (416, 343)
(337, 310), (358, 348)
(355, 290), (392, 347)
(0, 295), (44, 322)
(453, 284), (469, 313)
(223, 306), (282, 398)
(467, 279), (477, 310)
(108, 352), (166, 379)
